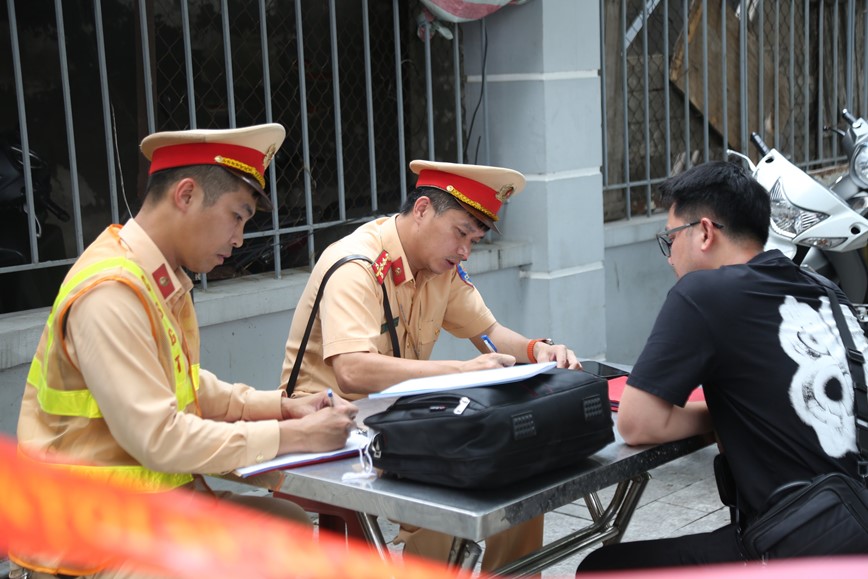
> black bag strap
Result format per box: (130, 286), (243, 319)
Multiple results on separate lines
(285, 254), (400, 395)
(819, 282), (868, 481)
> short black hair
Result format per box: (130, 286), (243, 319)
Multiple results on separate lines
(145, 165), (253, 206)
(657, 160), (770, 246)
(398, 186), (489, 231)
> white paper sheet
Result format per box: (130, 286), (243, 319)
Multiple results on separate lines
(368, 361), (557, 399)
(234, 429), (369, 478)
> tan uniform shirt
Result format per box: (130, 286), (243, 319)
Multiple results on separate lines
(17, 220), (282, 475)
(281, 214), (496, 399)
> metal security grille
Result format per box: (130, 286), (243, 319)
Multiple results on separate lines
(601, 0), (868, 221)
(0, 0), (463, 312)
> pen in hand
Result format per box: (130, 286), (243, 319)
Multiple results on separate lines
(327, 388), (334, 408)
(481, 334), (498, 353)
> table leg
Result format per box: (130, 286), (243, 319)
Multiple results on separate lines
(491, 472), (651, 577)
(446, 536), (483, 571)
(273, 492), (391, 560)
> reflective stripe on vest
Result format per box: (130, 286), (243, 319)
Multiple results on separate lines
(27, 256), (197, 491)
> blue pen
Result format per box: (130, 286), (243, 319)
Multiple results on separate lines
(481, 334), (498, 353)
(326, 388), (334, 407)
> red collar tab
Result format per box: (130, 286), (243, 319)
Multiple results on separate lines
(372, 250), (392, 285)
(391, 257), (406, 285)
(147, 142), (267, 189)
(152, 264), (175, 299)
(415, 169), (509, 222)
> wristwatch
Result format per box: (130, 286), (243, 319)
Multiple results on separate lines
(527, 338), (554, 363)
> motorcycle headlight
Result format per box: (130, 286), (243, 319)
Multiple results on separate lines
(851, 144), (868, 188)
(768, 178), (830, 239)
(798, 236), (847, 249)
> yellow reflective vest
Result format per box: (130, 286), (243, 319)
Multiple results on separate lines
(12, 225), (199, 575)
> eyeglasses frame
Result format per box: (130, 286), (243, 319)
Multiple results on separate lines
(656, 220), (725, 258)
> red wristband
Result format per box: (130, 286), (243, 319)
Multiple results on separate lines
(527, 338), (553, 363)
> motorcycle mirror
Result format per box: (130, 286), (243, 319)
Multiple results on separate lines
(726, 149), (757, 173)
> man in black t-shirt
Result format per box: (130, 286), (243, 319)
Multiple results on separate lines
(578, 161), (867, 571)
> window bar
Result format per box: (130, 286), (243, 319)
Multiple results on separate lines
(601, 1), (610, 183)
(258, 0), (281, 278)
(788, 0), (795, 155)
(863, 6), (868, 117)
(701, 0), (709, 162)
(720, 0), (727, 154)
(803, 0), (810, 163)
(138, 0), (156, 134)
(294, 0), (316, 267)
(773, 0), (780, 150)
(817, 0), (825, 162)
(180, 0), (196, 128)
(481, 18), (490, 166)
(221, 0), (237, 128)
(392, 0), (408, 203)
(362, 0), (378, 212)
(682, 0), (691, 169)
(55, 0), (84, 255)
(7, 0), (38, 264)
(758, 0), (765, 143)
(642, 0), (652, 211)
(328, 0), (347, 221)
(94, 0), (119, 225)
(664, 0), (671, 174)
(845, 0), (855, 114)
(831, 0), (839, 159)
(739, 0), (747, 152)
(424, 19), (435, 159)
(453, 22), (463, 164)
(621, 0), (630, 216)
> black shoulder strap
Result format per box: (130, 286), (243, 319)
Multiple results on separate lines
(820, 282), (868, 482)
(286, 254), (400, 395)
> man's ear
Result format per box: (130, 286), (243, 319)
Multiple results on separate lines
(699, 217), (718, 250)
(413, 195), (433, 223)
(172, 178), (198, 212)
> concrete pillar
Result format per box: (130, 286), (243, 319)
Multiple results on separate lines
(462, 0), (606, 359)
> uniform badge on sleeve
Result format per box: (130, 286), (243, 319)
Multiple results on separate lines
(456, 264), (474, 287)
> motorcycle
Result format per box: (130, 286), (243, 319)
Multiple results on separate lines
(727, 128), (868, 308)
(0, 136), (70, 313)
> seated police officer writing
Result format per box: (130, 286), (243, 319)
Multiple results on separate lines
(12, 125), (357, 579)
(577, 161), (867, 571)
(280, 160), (581, 571)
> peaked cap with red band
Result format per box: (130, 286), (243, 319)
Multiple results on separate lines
(409, 160), (526, 233)
(140, 124), (285, 209)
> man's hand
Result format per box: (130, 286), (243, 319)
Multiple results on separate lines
(277, 401), (358, 454)
(459, 353), (516, 373)
(534, 342), (581, 369)
(280, 390), (356, 419)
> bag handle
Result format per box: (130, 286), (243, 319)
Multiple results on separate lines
(286, 254), (400, 395)
(818, 281), (868, 482)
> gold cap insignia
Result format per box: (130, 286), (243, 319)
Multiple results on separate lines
(495, 185), (515, 203)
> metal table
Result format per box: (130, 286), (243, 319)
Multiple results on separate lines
(237, 397), (711, 576)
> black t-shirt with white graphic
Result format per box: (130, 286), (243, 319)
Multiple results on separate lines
(629, 250), (864, 514)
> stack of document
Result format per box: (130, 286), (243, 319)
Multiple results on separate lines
(369, 361), (557, 399)
(234, 429), (369, 478)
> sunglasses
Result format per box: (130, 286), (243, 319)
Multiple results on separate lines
(656, 221), (724, 257)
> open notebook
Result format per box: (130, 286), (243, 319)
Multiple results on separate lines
(234, 429), (369, 478)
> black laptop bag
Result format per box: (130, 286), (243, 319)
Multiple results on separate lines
(363, 368), (614, 489)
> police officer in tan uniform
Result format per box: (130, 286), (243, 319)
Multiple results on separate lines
(11, 125), (358, 579)
(280, 160), (581, 572)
